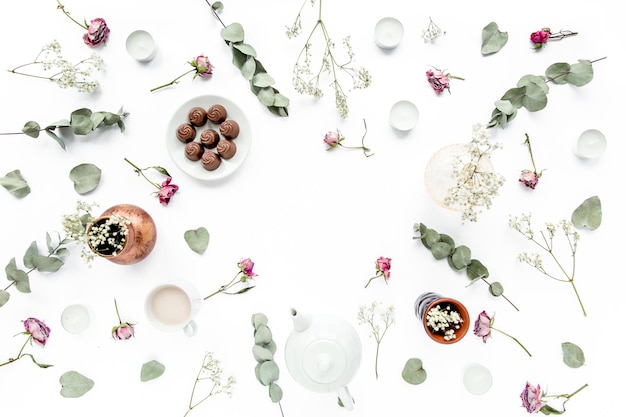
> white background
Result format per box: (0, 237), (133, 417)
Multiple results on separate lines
(0, 0), (623, 416)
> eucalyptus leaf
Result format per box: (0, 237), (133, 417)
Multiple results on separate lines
(22, 121), (41, 138)
(481, 22), (508, 55)
(44, 128), (66, 150)
(240, 56), (257, 80)
(518, 74), (549, 94)
(69, 163), (101, 195)
(0, 289), (9, 307)
(562, 342), (585, 368)
(571, 195), (601, 230)
(31, 255), (64, 272)
(423, 228), (440, 249)
(500, 86), (527, 109)
(253, 345), (274, 362)
(494, 100), (515, 115)
(402, 358), (427, 385)
(23, 241), (39, 269)
(252, 73), (275, 88)
(268, 382), (283, 403)
(566, 60), (594, 87)
(450, 245), (472, 270)
(466, 259), (489, 280)
(221, 23), (245, 43)
(256, 360), (280, 385)
(184, 227), (210, 254)
(233, 42), (257, 57)
(489, 281), (504, 296)
(59, 371), (95, 398)
(256, 87), (277, 106)
(70, 109), (95, 135)
(251, 312), (268, 328)
(520, 83), (548, 112)
(545, 62), (571, 84)
(0, 169), (30, 198)
(140, 360), (166, 381)
(431, 242), (452, 260)
(254, 324), (273, 345)
(90, 112), (106, 128)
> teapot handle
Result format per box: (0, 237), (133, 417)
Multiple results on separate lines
(337, 385), (354, 411)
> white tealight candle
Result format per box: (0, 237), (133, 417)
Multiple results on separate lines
(574, 128), (607, 159)
(463, 363), (493, 395)
(374, 17), (404, 49)
(389, 100), (419, 131)
(61, 304), (91, 334)
(126, 30), (158, 62)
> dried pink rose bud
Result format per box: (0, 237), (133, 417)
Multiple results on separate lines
(83, 18), (110, 46)
(23, 317), (51, 346)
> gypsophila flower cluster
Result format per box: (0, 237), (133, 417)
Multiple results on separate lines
(357, 301), (395, 379)
(445, 124), (505, 223)
(87, 214), (130, 256)
(183, 352), (236, 417)
(426, 304), (463, 341)
(7, 40), (103, 93)
(286, 0), (371, 118)
(422, 17), (446, 42)
(509, 213), (586, 316)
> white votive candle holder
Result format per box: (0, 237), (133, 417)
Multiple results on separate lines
(126, 30), (158, 62)
(463, 363), (493, 395)
(374, 17), (404, 49)
(61, 304), (91, 334)
(389, 100), (419, 131)
(573, 128), (607, 159)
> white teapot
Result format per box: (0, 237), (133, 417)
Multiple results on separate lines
(284, 308), (362, 411)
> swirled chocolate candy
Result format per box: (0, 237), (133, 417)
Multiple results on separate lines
(206, 104), (227, 124)
(176, 123), (196, 143)
(200, 129), (220, 149)
(184, 141), (204, 161)
(219, 119), (239, 139)
(188, 106), (207, 126)
(201, 151), (222, 171)
(216, 139), (237, 160)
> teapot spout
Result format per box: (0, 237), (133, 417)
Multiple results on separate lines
(290, 308), (312, 332)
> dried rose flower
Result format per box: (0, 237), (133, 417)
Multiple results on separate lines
(473, 310), (531, 356)
(125, 158), (178, 206)
(520, 382), (588, 414)
(365, 257), (392, 288)
(323, 119), (372, 157)
(0, 318), (52, 368)
(519, 133), (543, 190)
(204, 258), (259, 300)
(426, 67), (464, 94)
(56, 1), (109, 46)
(111, 299), (135, 341)
(530, 27), (578, 50)
(151, 55), (213, 92)
(158, 177), (179, 206)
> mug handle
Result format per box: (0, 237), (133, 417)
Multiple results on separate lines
(183, 320), (198, 337)
(337, 385), (354, 411)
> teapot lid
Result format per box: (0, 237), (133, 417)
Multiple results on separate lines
(301, 339), (348, 384)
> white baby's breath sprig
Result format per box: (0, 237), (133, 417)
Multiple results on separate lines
(445, 124), (505, 223)
(7, 40), (103, 93)
(357, 301), (395, 379)
(183, 352), (236, 417)
(422, 17), (446, 43)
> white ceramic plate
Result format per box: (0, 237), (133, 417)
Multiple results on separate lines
(166, 95), (251, 181)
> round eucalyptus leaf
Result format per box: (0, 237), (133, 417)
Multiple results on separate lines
(450, 245), (472, 270)
(251, 312), (268, 328)
(255, 361), (279, 385)
(439, 233), (455, 249)
(240, 56), (257, 80)
(566, 60), (594, 87)
(517, 74), (549, 93)
(69, 163), (101, 194)
(252, 345), (274, 362)
(254, 324), (272, 345)
(59, 371), (95, 398)
(423, 228), (440, 249)
(140, 360), (165, 382)
(70, 109), (95, 135)
(22, 121), (41, 138)
(184, 227), (210, 254)
(252, 73), (275, 88)
(467, 259), (489, 280)
(521, 83), (548, 112)
(0, 289), (10, 307)
(494, 99), (515, 115)
(233, 42), (257, 57)
(489, 281), (504, 296)
(545, 62), (571, 84)
(0, 169), (30, 198)
(431, 242), (452, 260)
(273, 93), (290, 107)
(481, 22), (508, 55)
(402, 358), (427, 385)
(32, 255), (64, 272)
(90, 112), (106, 128)
(501, 86), (527, 109)
(264, 339), (277, 355)
(562, 342), (585, 368)
(256, 86), (277, 106)
(268, 382), (283, 403)
(221, 23), (245, 43)
(571, 195), (601, 230)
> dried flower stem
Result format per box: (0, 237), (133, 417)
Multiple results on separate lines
(55, 0), (89, 30)
(491, 327), (531, 356)
(124, 158), (162, 190)
(150, 69), (196, 92)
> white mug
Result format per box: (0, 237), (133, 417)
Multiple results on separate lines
(145, 280), (201, 336)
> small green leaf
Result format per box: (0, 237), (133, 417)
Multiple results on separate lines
(494, 100), (515, 115)
(221, 22), (245, 43)
(233, 42), (257, 57)
(22, 121), (41, 138)
(44, 128), (66, 150)
(268, 382), (283, 403)
(562, 342), (585, 368)
(0, 289), (9, 307)
(90, 112), (105, 128)
(69, 163), (101, 195)
(140, 360), (165, 381)
(545, 62), (571, 85)
(402, 358), (427, 385)
(254, 324), (273, 345)
(467, 259), (489, 280)
(256, 87), (277, 106)
(23, 241), (39, 269)
(252, 345), (274, 362)
(565, 59), (594, 87)
(422, 228), (440, 249)
(184, 227), (210, 254)
(520, 83), (548, 112)
(240, 56), (257, 80)
(481, 22), (508, 55)
(255, 360), (279, 385)
(252, 73), (275, 88)
(0, 169), (30, 198)
(59, 371), (95, 398)
(431, 242), (452, 260)
(32, 255), (64, 273)
(70, 109), (95, 135)
(489, 281), (504, 296)
(450, 245), (471, 270)
(212, 1), (224, 12)
(251, 312), (268, 328)
(571, 195), (601, 230)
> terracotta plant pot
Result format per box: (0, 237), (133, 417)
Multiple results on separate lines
(414, 292), (470, 344)
(88, 204), (157, 265)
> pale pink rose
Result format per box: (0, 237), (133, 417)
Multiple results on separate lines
(530, 30), (550, 44)
(323, 131), (341, 148)
(519, 170), (539, 189)
(23, 317), (51, 346)
(426, 69), (450, 94)
(375, 257), (392, 281)
(239, 258), (257, 278)
(473, 310), (492, 342)
(83, 18), (110, 46)
(112, 323), (135, 340)
(193, 55), (213, 78)
(520, 382), (543, 413)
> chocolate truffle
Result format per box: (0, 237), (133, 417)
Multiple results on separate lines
(188, 106), (207, 127)
(201, 151), (222, 171)
(200, 129), (220, 149)
(219, 119), (240, 139)
(216, 139), (237, 160)
(176, 123), (196, 143)
(184, 141), (204, 161)
(207, 104), (227, 124)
